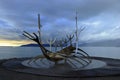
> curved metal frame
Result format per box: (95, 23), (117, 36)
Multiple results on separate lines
(23, 31), (92, 69)
(22, 13), (92, 69)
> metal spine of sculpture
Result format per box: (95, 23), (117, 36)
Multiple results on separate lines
(75, 11), (80, 55)
(23, 14), (92, 69)
(38, 14), (42, 43)
(47, 38), (56, 51)
(66, 34), (74, 45)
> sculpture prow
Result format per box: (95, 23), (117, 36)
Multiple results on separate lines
(23, 31), (64, 63)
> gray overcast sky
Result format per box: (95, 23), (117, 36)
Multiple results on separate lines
(0, 0), (120, 44)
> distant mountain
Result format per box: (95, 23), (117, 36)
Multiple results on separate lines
(21, 39), (120, 47)
(21, 43), (67, 47)
(79, 39), (120, 47)
(21, 43), (50, 47)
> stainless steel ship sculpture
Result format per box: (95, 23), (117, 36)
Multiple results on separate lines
(23, 13), (92, 69)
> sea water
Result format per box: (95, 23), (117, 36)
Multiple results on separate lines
(0, 47), (120, 59)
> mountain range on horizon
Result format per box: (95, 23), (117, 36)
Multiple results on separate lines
(79, 38), (120, 47)
(21, 38), (120, 47)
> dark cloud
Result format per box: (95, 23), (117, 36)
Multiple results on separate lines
(0, 0), (120, 42)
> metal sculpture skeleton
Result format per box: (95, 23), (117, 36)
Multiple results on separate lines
(23, 13), (92, 69)
(47, 38), (56, 51)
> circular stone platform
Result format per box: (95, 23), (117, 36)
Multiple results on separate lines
(22, 59), (106, 70)
(2, 57), (120, 77)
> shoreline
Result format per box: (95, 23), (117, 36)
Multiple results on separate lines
(0, 56), (120, 80)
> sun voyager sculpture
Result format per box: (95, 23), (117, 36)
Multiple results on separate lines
(22, 13), (92, 70)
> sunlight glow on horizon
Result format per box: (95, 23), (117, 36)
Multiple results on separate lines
(0, 39), (34, 46)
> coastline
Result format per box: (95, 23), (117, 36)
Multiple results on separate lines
(0, 57), (120, 80)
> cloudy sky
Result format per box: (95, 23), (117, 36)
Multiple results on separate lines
(0, 0), (120, 46)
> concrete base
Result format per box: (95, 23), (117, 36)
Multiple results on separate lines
(22, 58), (106, 70)
(2, 57), (120, 77)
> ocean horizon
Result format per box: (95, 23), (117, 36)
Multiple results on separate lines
(0, 46), (120, 60)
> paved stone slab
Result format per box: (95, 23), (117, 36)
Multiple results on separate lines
(2, 57), (120, 78)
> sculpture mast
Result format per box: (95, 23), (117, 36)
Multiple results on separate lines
(38, 14), (42, 43)
(75, 11), (79, 54)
